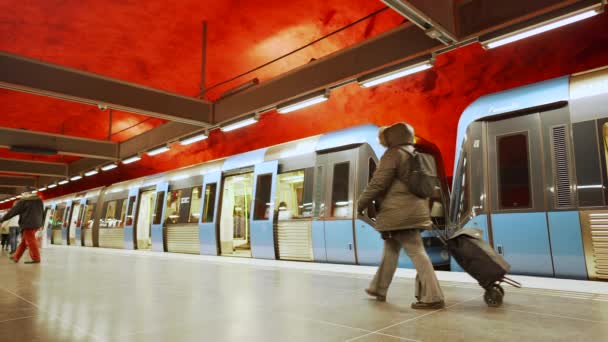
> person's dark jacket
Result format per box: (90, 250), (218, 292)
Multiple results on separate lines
(357, 123), (431, 232)
(0, 194), (44, 230)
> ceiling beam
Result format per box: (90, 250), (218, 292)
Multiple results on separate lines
(381, 0), (457, 43)
(65, 121), (201, 177)
(0, 127), (118, 160)
(0, 187), (19, 195)
(0, 176), (36, 187)
(0, 51), (213, 127)
(455, 0), (593, 38)
(0, 158), (67, 177)
(118, 121), (200, 159)
(213, 23), (442, 123)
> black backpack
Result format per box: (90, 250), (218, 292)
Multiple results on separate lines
(399, 147), (438, 199)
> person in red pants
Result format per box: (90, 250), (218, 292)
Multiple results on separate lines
(0, 192), (44, 264)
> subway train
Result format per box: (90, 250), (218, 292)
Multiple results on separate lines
(41, 125), (451, 269)
(451, 65), (608, 281)
(39, 64), (608, 281)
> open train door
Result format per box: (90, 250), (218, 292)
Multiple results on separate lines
(151, 182), (168, 252)
(249, 161), (278, 259)
(199, 171), (221, 255)
(123, 188), (139, 250)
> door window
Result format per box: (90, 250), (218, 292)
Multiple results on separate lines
(331, 162), (352, 218)
(253, 174), (273, 220)
(201, 183), (217, 223)
(275, 170), (313, 220)
(188, 186), (202, 223)
(497, 133), (532, 209)
(153, 191), (165, 225)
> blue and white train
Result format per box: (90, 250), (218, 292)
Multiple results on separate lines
(451, 65), (608, 281)
(41, 64), (608, 281)
(42, 125), (450, 269)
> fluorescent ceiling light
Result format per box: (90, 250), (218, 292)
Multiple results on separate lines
(147, 146), (170, 156)
(48, 184), (57, 189)
(122, 155), (141, 164)
(220, 116), (258, 132)
(359, 61), (432, 88)
(84, 170), (99, 177)
(277, 91), (329, 114)
(180, 133), (208, 145)
(70, 175), (83, 181)
(38, 187), (47, 192)
(58, 180), (69, 185)
(101, 163), (118, 171)
(31, 190), (37, 194)
(483, 9), (599, 49)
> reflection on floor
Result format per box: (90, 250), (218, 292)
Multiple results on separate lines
(1, 246), (607, 342)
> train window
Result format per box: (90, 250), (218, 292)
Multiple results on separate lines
(82, 203), (95, 229)
(153, 191), (165, 225)
(52, 206), (65, 229)
(165, 190), (184, 224)
(201, 183), (217, 223)
(572, 120), (603, 206)
(331, 162), (352, 218)
(313, 166), (325, 217)
(254, 174), (273, 220)
(118, 200), (127, 228)
(367, 158), (377, 220)
(275, 170), (307, 220)
(188, 186), (202, 223)
(497, 134), (531, 209)
(126, 196), (136, 226)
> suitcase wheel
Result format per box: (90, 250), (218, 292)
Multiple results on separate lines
(484, 285), (503, 307)
(496, 284), (504, 297)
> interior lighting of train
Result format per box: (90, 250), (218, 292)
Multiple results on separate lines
(277, 91), (330, 114)
(483, 8), (600, 49)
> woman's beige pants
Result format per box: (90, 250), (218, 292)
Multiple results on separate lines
(368, 229), (444, 303)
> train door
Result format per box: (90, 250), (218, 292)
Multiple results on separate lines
(249, 161), (278, 259)
(313, 149), (357, 264)
(151, 183), (168, 252)
(62, 201), (72, 244)
(51, 204), (66, 245)
(135, 189), (156, 250)
(67, 200), (82, 246)
(81, 200), (96, 247)
(219, 171), (254, 257)
(487, 113), (554, 276)
(42, 206), (53, 248)
(199, 172), (221, 255)
(123, 188), (139, 250)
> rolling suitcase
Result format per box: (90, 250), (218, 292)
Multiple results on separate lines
(444, 228), (521, 307)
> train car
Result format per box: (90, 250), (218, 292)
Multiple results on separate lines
(450, 65), (608, 281)
(43, 124), (451, 269)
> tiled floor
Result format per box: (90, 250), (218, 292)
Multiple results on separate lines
(1, 247), (607, 342)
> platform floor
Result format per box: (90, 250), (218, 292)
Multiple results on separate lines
(1, 246), (608, 342)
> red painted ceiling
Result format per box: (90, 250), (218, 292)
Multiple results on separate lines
(2, 1), (608, 207)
